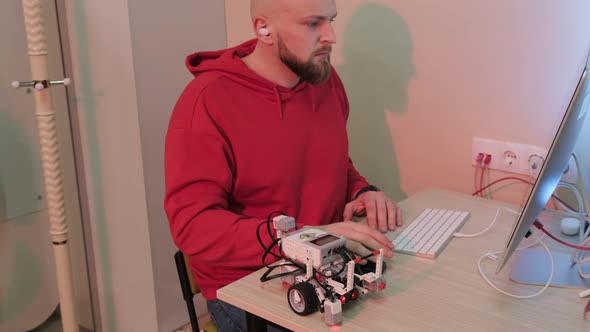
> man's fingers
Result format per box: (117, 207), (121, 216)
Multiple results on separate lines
(324, 221), (394, 257)
(376, 192), (387, 232)
(386, 199), (396, 231)
(353, 204), (365, 216)
(343, 202), (355, 221)
(365, 193), (377, 229)
(396, 204), (403, 227)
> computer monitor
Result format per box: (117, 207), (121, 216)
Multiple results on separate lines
(496, 48), (590, 283)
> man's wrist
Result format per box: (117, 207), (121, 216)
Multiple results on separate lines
(353, 185), (380, 200)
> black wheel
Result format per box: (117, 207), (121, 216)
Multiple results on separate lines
(287, 282), (319, 315)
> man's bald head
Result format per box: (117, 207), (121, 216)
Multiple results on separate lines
(250, 0), (282, 20)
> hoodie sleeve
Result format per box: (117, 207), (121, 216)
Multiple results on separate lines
(330, 68), (370, 202)
(164, 82), (279, 268)
(347, 158), (370, 202)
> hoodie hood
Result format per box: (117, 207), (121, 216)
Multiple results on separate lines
(185, 39), (317, 119)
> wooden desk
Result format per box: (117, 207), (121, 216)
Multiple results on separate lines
(217, 188), (590, 331)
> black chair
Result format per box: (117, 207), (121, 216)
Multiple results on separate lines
(174, 251), (217, 332)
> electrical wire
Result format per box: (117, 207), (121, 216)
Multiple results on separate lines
(454, 207), (520, 238)
(471, 176), (579, 212)
(256, 220), (281, 260)
(478, 233), (553, 299)
(474, 163), (481, 197)
(474, 154), (484, 197)
(486, 165), (493, 199)
(572, 235), (590, 279)
(479, 163), (486, 198)
(471, 177), (590, 280)
(472, 177), (532, 197)
(555, 182), (588, 221)
(533, 221), (590, 251)
(256, 211), (307, 283)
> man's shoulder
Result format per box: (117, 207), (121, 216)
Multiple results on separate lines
(181, 72), (228, 99)
(322, 66), (349, 115)
(169, 73), (230, 130)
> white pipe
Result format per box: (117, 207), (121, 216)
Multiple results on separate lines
(20, 1), (79, 331)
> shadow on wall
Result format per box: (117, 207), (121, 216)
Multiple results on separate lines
(337, 4), (415, 202)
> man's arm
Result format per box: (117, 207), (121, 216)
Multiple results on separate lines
(164, 88), (282, 269)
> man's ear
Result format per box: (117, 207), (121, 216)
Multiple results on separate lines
(254, 17), (273, 44)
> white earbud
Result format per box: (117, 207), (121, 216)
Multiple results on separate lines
(259, 27), (270, 36)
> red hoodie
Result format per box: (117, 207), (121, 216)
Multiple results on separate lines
(164, 39), (369, 300)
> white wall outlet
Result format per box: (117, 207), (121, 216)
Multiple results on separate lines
(527, 154), (545, 178)
(503, 150), (517, 166)
(472, 137), (548, 177)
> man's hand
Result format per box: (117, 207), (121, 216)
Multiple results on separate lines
(316, 221), (394, 258)
(343, 191), (403, 233)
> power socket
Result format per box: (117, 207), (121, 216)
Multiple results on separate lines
(472, 137), (548, 177)
(527, 154), (545, 178)
(561, 155), (579, 184)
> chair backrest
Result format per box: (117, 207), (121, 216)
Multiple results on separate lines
(182, 253), (200, 295)
(174, 250), (200, 298)
(174, 250), (209, 332)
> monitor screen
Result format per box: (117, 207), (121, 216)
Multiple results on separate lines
(496, 48), (590, 274)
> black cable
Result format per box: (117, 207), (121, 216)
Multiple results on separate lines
(256, 210), (307, 283)
(257, 220), (281, 260)
(262, 237), (285, 267)
(312, 268), (331, 297)
(260, 262), (302, 282)
(259, 210), (303, 264)
(256, 211), (290, 260)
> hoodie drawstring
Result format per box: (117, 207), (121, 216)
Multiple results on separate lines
(273, 86), (283, 119)
(273, 84), (317, 119)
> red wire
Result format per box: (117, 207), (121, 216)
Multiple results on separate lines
(479, 164), (486, 197)
(472, 176), (532, 196)
(474, 164), (481, 197)
(533, 220), (590, 251)
(471, 176), (578, 212)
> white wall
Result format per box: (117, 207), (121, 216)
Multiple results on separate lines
(225, 0), (590, 206)
(59, 0), (227, 331)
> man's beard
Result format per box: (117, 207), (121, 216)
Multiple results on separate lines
(278, 37), (332, 84)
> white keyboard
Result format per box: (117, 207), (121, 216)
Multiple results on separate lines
(393, 208), (470, 259)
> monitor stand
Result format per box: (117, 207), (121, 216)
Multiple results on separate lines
(511, 158), (590, 288)
(510, 247), (590, 288)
